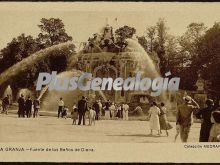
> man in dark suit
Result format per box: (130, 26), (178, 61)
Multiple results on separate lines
(93, 100), (100, 120)
(25, 96), (32, 118)
(78, 96), (88, 125)
(105, 100), (111, 118)
(18, 94), (25, 118)
(196, 99), (215, 142)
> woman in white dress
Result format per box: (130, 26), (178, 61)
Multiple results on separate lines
(123, 103), (129, 121)
(159, 102), (173, 136)
(148, 102), (161, 136)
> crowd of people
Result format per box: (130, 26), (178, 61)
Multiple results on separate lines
(147, 95), (220, 142)
(17, 94), (40, 118)
(1, 93), (220, 143)
(175, 95), (220, 142)
(56, 96), (130, 126)
(147, 101), (173, 137)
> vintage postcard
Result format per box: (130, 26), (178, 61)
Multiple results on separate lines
(0, 2), (220, 163)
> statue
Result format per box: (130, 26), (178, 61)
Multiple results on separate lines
(196, 72), (205, 91)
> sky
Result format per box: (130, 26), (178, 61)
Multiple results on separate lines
(1, 2), (220, 49)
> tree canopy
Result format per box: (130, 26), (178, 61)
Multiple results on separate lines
(1, 17), (220, 99)
(0, 18), (75, 98)
(37, 18), (72, 47)
(195, 22), (220, 94)
(0, 34), (39, 73)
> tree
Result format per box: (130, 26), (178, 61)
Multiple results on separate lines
(0, 34), (39, 73)
(165, 35), (179, 70)
(37, 18), (72, 47)
(156, 18), (168, 48)
(0, 18), (74, 74)
(0, 34), (40, 99)
(115, 25), (136, 50)
(7, 43), (75, 100)
(146, 26), (157, 53)
(154, 18), (169, 75)
(137, 36), (148, 52)
(171, 22), (207, 90)
(115, 25), (136, 40)
(195, 22), (220, 97)
(179, 22), (206, 61)
(0, 18), (75, 99)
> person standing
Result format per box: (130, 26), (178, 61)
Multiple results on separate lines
(109, 102), (116, 119)
(116, 104), (120, 118)
(17, 94), (25, 118)
(176, 96), (200, 142)
(159, 102), (173, 136)
(118, 103), (123, 119)
(25, 96), (32, 118)
(78, 96), (88, 125)
(118, 104), (123, 119)
(121, 103), (125, 119)
(2, 95), (10, 115)
(62, 106), (68, 119)
(148, 102), (161, 136)
(58, 97), (64, 118)
(71, 104), (78, 125)
(123, 103), (129, 121)
(208, 108), (220, 142)
(98, 100), (103, 118)
(0, 99), (2, 112)
(104, 100), (111, 120)
(33, 98), (40, 118)
(93, 100), (100, 120)
(196, 99), (215, 142)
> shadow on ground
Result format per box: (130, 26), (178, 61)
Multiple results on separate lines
(107, 133), (166, 138)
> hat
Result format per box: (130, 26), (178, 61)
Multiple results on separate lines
(183, 96), (192, 103)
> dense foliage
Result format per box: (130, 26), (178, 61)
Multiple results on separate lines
(137, 19), (220, 96)
(0, 18), (75, 98)
(1, 17), (220, 99)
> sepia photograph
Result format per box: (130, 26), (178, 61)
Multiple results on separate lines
(0, 2), (220, 163)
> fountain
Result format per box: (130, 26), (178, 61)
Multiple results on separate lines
(65, 27), (170, 113)
(0, 42), (74, 86)
(3, 85), (13, 104)
(40, 70), (84, 111)
(3, 85), (12, 98)
(0, 23), (170, 114)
